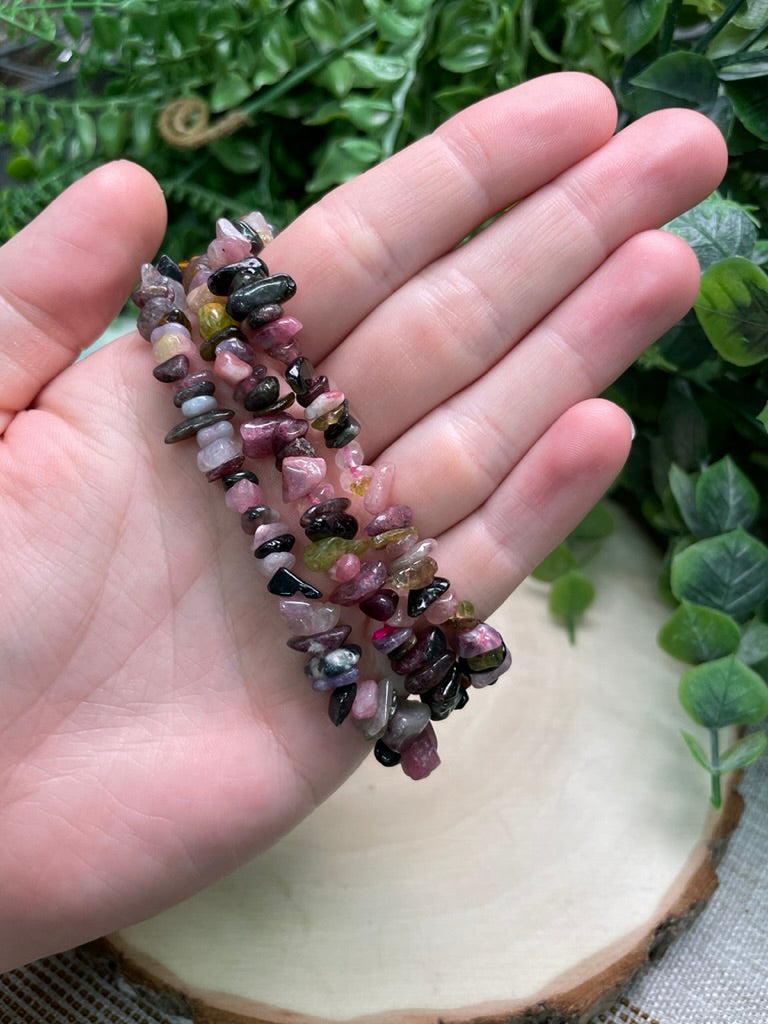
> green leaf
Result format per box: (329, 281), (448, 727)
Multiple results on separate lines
(73, 109), (97, 159)
(602, 0), (668, 56)
(531, 543), (577, 582)
(695, 256), (768, 366)
(660, 386), (708, 470)
(659, 601), (741, 663)
(300, 0), (346, 48)
(668, 463), (703, 534)
(731, 0), (768, 29)
(9, 119), (32, 148)
(738, 620), (768, 666)
(719, 730), (768, 772)
(438, 30), (495, 73)
(681, 729), (711, 770)
(725, 77), (768, 140)
(130, 102), (155, 157)
(62, 11), (84, 39)
(757, 400), (768, 433)
(97, 107), (128, 160)
(671, 529), (768, 621)
(345, 50), (409, 86)
(91, 11), (122, 50)
(665, 194), (758, 272)
(568, 501), (616, 541)
(549, 570), (595, 642)
(629, 52), (720, 117)
(210, 71), (252, 113)
(695, 456), (760, 535)
(5, 155), (37, 181)
(679, 656), (768, 727)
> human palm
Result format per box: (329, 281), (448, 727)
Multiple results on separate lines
(0, 74), (726, 971)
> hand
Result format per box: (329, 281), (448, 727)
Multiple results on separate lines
(0, 72), (726, 971)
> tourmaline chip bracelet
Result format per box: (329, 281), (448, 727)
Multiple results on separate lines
(132, 213), (511, 779)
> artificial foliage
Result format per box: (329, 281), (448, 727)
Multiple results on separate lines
(1, 0), (767, 806)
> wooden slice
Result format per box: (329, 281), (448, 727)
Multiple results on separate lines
(107, 509), (741, 1023)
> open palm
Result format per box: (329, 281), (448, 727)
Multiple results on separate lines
(0, 74), (726, 971)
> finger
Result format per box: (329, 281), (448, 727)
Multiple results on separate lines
(266, 73), (618, 351)
(0, 161), (166, 434)
(436, 398), (633, 617)
(383, 228), (700, 535)
(322, 108), (727, 455)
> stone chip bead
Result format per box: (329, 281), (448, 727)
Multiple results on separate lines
(359, 589), (399, 621)
(279, 597), (339, 635)
(240, 505), (279, 534)
(408, 576), (451, 618)
(226, 273), (297, 320)
(382, 701), (431, 753)
(328, 684), (357, 726)
(329, 560), (388, 606)
(173, 371), (215, 407)
(389, 556), (438, 591)
(153, 354), (189, 383)
(360, 676), (396, 741)
(365, 505), (413, 536)
(197, 437), (244, 477)
(207, 256), (269, 296)
(303, 537), (369, 573)
(165, 408), (235, 444)
(400, 723), (440, 780)
(286, 624), (352, 656)
(282, 456), (327, 502)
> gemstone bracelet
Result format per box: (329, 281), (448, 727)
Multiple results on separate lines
(133, 214), (511, 779)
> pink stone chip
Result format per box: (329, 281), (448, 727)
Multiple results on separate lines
(214, 351), (252, 385)
(400, 723), (440, 780)
(224, 478), (263, 514)
(329, 553), (361, 583)
(245, 315), (303, 350)
(241, 414), (291, 458)
(282, 456), (327, 502)
(363, 461), (395, 514)
(279, 598), (340, 634)
(351, 679), (379, 720)
(423, 589), (458, 625)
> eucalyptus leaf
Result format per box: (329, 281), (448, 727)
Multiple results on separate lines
(549, 570), (595, 642)
(695, 456), (760, 534)
(695, 257), (768, 366)
(665, 194), (758, 272)
(681, 729), (711, 770)
(719, 730), (768, 772)
(568, 501), (616, 541)
(602, 0), (668, 56)
(679, 656), (768, 728)
(658, 601), (741, 664)
(738, 620), (768, 666)
(670, 529), (768, 621)
(668, 463), (702, 534)
(531, 544), (577, 582)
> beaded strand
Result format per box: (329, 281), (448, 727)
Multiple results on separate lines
(133, 213), (511, 779)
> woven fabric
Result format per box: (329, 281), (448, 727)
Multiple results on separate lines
(2, 752), (766, 1024)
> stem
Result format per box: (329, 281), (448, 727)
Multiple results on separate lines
(710, 727), (722, 809)
(693, 0), (750, 52)
(658, 0), (682, 55)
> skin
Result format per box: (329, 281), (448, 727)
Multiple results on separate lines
(0, 73), (727, 971)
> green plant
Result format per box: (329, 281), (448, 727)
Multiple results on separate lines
(2, 0), (767, 803)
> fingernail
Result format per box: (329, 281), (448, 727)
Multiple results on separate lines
(626, 414), (636, 441)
